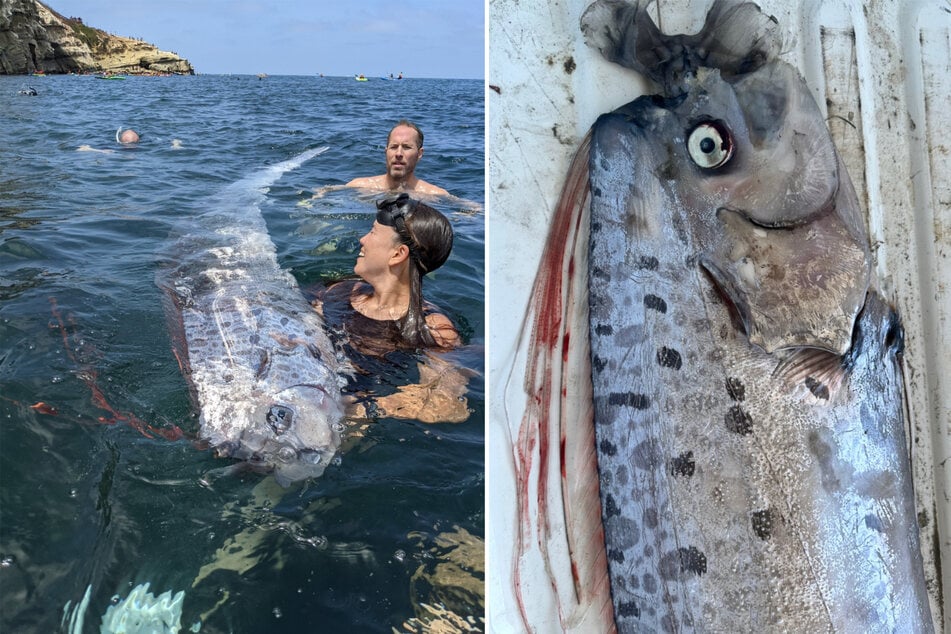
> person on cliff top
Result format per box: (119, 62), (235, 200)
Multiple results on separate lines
(346, 120), (449, 196)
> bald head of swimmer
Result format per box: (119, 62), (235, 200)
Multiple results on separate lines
(118, 129), (140, 144)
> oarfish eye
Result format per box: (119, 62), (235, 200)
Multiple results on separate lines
(267, 405), (293, 435)
(687, 122), (733, 169)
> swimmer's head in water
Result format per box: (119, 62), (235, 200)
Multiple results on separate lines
(375, 193), (453, 274)
(117, 128), (140, 144)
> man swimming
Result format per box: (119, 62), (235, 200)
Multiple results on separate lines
(346, 120), (449, 196)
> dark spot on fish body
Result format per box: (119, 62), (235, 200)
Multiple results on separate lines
(644, 294), (667, 313)
(591, 265), (610, 281)
(606, 516), (640, 550)
(563, 56), (576, 74)
(725, 405), (753, 435)
(593, 355), (607, 373)
(618, 601), (640, 618)
(608, 392), (651, 409)
(661, 614), (681, 633)
(656, 346), (683, 369)
(726, 377), (746, 401)
(642, 573), (658, 594)
(632, 439), (661, 470)
(751, 508), (773, 540)
(805, 376), (830, 400)
(595, 323), (614, 336)
(609, 548), (625, 563)
(660, 547), (708, 579)
(600, 438), (618, 456)
(605, 493), (621, 518)
(615, 464), (629, 487)
(591, 186), (603, 198)
(670, 451), (696, 477)
(636, 255), (660, 271)
(643, 507), (659, 529)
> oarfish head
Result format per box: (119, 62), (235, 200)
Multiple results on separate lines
(585, 0), (871, 354)
(223, 383), (345, 486)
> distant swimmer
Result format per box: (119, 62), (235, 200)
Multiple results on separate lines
(116, 127), (140, 144)
(346, 120), (449, 196)
(17, 86), (37, 96)
(78, 127), (143, 153)
(171, 139), (183, 149)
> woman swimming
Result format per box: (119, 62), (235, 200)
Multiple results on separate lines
(314, 193), (469, 423)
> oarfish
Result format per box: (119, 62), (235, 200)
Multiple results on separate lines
(514, 1), (935, 631)
(161, 148), (347, 486)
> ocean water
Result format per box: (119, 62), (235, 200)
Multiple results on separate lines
(0, 74), (484, 633)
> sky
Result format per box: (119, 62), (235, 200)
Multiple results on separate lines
(47, 0), (485, 79)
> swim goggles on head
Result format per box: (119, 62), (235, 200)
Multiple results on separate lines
(375, 194), (427, 271)
(375, 193), (416, 226)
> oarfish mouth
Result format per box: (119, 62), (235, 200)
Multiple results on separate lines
(285, 382), (334, 399)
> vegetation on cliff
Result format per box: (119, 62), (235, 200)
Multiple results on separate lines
(66, 18), (102, 51)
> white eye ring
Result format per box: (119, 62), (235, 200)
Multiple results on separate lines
(687, 122), (733, 169)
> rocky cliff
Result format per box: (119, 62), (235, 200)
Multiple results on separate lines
(0, 0), (193, 75)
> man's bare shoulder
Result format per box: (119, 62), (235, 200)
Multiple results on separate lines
(345, 175), (449, 197)
(413, 179), (450, 197)
(346, 175), (387, 189)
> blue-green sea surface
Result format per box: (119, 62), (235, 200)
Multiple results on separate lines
(0, 74), (484, 633)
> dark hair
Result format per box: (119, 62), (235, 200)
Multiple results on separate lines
(375, 193), (453, 347)
(388, 120), (424, 148)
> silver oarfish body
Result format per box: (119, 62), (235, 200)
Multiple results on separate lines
(515, 1), (936, 631)
(162, 147), (346, 486)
